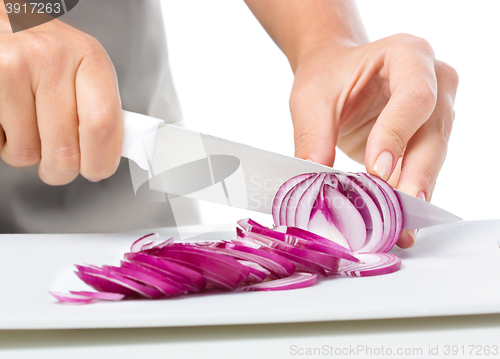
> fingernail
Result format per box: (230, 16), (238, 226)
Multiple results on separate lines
(305, 158), (313, 162)
(373, 151), (393, 181)
(417, 190), (426, 201)
(88, 178), (101, 183)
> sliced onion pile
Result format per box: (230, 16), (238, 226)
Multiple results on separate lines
(51, 172), (405, 304)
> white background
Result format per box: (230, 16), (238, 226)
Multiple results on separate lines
(161, 0), (500, 225)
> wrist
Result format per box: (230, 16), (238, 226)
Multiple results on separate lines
(287, 36), (361, 74)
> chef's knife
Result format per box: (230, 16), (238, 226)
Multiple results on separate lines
(121, 110), (461, 230)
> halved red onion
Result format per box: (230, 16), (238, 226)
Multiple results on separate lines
(336, 174), (383, 251)
(272, 172), (404, 254)
(241, 272), (318, 292)
(365, 174), (404, 252)
(323, 182), (367, 250)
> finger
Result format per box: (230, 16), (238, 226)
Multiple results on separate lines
(0, 64), (40, 167)
(290, 75), (339, 166)
(395, 61), (459, 248)
(0, 2), (13, 33)
(365, 35), (438, 181)
(36, 69), (80, 186)
(75, 40), (122, 181)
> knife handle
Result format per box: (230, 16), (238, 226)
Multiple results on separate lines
(121, 110), (164, 171)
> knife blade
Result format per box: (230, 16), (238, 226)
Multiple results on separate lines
(121, 110), (461, 230)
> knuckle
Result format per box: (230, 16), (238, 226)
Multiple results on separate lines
(0, 49), (24, 77)
(47, 146), (80, 174)
(84, 166), (116, 181)
(430, 113), (454, 143)
(289, 85), (313, 113)
(438, 61), (460, 89)
(83, 104), (121, 134)
(4, 147), (40, 167)
(384, 127), (408, 154)
(294, 130), (317, 156)
(418, 165), (437, 190)
(78, 35), (108, 63)
(28, 35), (66, 69)
(392, 34), (434, 55)
(407, 79), (438, 112)
(81, 156), (119, 181)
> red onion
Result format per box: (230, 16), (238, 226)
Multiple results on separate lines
(52, 172), (404, 304)
(273, 173), (404, 254)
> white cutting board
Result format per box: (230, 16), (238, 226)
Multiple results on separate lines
(0, 220), (499, 329)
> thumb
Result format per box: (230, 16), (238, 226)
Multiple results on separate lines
(290, 83), (339, 167)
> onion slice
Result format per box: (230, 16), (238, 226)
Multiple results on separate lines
(50, 292), (94, 304)
(272, 173), (315, 225)
(124, 252), (206, 291)
(69, 291), (125, 301)
(338, 253), (402, 277)
(241, 272), (318, 292)
(75, 265), (162, 299)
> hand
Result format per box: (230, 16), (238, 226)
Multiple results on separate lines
(0, 4), (122, 185)
(290, 34), (459, 248)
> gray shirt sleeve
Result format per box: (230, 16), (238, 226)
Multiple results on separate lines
(61, 0), (183, 124)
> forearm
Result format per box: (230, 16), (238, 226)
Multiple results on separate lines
(244, 0), (369, 71)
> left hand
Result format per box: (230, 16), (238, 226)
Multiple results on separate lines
(289, 34), (459, 248)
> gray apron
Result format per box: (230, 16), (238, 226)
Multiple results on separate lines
(0, 0), (199, 233)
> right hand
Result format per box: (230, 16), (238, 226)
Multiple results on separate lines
(0, 2), (123, 185)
